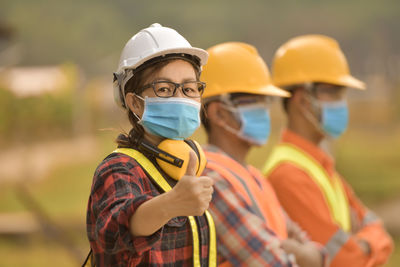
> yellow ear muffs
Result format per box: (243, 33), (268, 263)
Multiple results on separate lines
(156, 139), (207, 180)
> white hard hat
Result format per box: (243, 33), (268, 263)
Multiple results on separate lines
(113, 23), (208, 108)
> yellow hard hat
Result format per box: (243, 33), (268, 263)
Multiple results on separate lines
(201, 42), (290, 99)
(272, 35), (365, 90)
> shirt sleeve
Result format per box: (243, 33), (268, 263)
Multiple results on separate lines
(341, 178), (394, 266)
(286, 215), (329, 267)
(89, 155), (163, 255)
(268, 163), (393, 267)
(205, 168), (297, 267)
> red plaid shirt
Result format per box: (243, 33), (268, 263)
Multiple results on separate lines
(86, 152), (212, 267)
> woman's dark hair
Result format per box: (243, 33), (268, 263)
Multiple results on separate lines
(116, 56), (201, 148)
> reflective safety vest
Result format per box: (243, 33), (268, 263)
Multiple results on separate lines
(117, 148), (217, 267)
(205, 150), (288, 240)
(263, 143), (351, 232)
(83, 148), (217, 267)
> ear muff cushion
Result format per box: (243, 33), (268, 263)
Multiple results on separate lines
(188, 140), (207, 176)
(156, 139), (200, 180)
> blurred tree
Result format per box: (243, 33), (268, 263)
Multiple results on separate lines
(0, 0), (399, 76)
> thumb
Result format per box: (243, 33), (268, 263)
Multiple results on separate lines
(185, 150), (197, 176)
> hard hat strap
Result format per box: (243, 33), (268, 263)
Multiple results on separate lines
(183, 139), (202, 174)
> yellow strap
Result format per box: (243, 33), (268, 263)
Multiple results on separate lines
(263, 144), (351, 232)
(205, 210), (217, 267)
(114, 148), (216, 267)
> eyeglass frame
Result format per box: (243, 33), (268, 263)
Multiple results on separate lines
(229, 93), (273, 107)
(137, 80), (206, 98)
(308, 83), (347, 101)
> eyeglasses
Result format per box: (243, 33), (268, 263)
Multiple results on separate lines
(311, 83), (347, 101)
(138, 80), (206, 98)
(230, 94), (273, 106)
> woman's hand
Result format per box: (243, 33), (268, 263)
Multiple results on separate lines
(130, 151), (214, 237)
(165, 151), (214, 217)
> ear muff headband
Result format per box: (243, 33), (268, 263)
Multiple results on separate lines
(136, 138), (206, 180)
(184, 139), (201, 174)
(139, 140), (184, 167)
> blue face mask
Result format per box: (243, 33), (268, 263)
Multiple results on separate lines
(236, 104), (271, 145)
(138, 97), (201, 140)
(320, 100), (348, 138)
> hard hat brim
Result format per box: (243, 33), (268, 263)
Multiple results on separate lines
(275, 75), (366, 91)
(337, 75), (366, 90)
(202, 84), (291, 99)
(119, 47), (208, 74)
(258, 84), (291, 97)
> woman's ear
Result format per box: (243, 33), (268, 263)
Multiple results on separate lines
(125, 92), (143, 116)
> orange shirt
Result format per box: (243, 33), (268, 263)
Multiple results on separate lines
(266, 129), (393, 267)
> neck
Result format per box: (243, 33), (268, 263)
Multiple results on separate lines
(288, 113), (324, 146)
(143, 132), (164, 146)
(208, 128), (250, 165)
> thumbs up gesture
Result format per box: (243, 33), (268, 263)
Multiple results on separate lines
(167, 151), (214, 217)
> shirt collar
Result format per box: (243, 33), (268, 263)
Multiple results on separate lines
(203, 144), (248, 168)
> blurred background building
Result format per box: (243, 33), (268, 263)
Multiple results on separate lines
(0, 0), (399, 266)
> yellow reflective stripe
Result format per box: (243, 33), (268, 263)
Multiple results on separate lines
(114, 148), (216, 267)
(187, 216), (201, 267)
(205, 210), (217, 267)
(332, 174), (350, 231)
(263, 144), (351, 232)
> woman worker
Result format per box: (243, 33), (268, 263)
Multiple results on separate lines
(85, 23), (215, 267)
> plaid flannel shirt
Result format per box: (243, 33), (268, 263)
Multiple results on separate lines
(86, 152), (211, 267)
(203, 146), (297, 267)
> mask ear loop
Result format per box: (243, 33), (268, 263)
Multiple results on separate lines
(130, 94), (145, 122)
(218, 101), (259, 144)
(300, 84), (326, 137)
(218, 94), (243, 134)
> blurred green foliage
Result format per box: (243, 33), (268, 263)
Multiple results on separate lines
(1, 0), (399, 76)
(0, 87), (74, 144)
(336, 130), (400, 204)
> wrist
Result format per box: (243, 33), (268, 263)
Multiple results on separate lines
(299, 242), (323, 267)
(160, 190), (179, 219)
